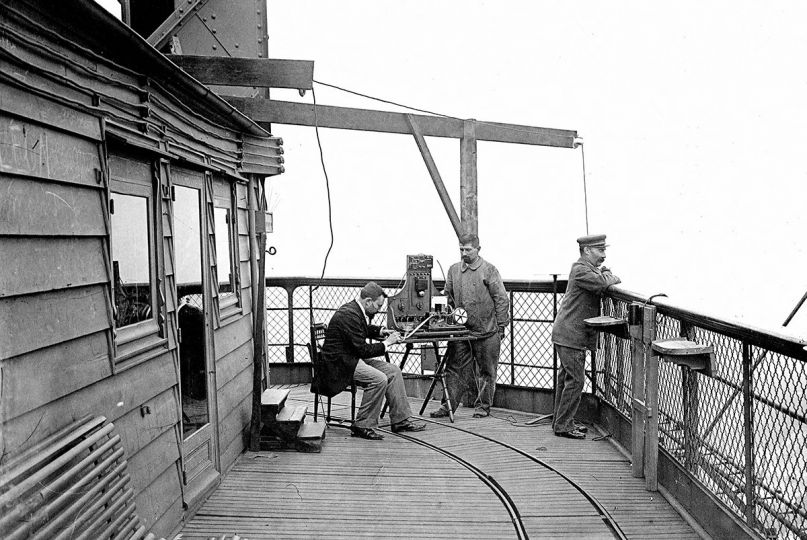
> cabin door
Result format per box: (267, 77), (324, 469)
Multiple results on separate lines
(173, 177), (220, 506)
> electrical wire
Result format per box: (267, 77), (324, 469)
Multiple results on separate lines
(311, 87), (334, 291)
(313, 78), (590, 233)
(313, 79), (453, 119)
(313, 79), (576, 139)
(580, 142), (590, 235)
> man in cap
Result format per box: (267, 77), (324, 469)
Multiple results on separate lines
(316, 282), (426, 440)
(430, 233), (510, 419)
(552, 234), (621, 439)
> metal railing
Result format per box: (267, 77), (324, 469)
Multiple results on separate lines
(597, 289), (807, 540)
(262, 276), (807, 540)
(263, 276), (562, 389)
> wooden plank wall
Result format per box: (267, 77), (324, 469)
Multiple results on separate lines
(0, 7), (263, 538)
(214, 181), (255, 474)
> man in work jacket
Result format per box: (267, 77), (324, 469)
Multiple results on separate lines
(552, 234), (621, 439)
(316, 282), (426, 440)
(430, 233), (510, 419)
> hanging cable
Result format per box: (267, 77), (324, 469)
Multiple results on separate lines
(312, 87), (334, 291)
(578, 139), (590, 235)
(313, 79), (453, 119)
(313, 79), (570, 139)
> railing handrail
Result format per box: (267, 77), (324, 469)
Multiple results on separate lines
(607, 286), (807, 361)
(264, 276), (565, 293)
(259, 277), (806, 360)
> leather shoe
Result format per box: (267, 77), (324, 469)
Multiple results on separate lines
(472, 410), (489, 418)
(391, 420), (426, 433)
(351, 426), (384, 440)
(574, 423), (589, 434)
(429, 408), (450, 418)
(554, 429), (586, 440)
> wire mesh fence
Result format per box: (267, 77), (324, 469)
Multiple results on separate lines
(598, 290), (807, 540)
(205, 275), (807, 539)
(264, 277), (562, 388)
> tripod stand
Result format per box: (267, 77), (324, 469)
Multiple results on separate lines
(381, 334), (474, 423)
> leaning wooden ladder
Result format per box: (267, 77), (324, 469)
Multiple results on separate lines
(0, 415), (153, 540)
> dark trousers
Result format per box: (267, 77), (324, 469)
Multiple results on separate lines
(441, 333), (501, 414)
(553, 344), (586, 433)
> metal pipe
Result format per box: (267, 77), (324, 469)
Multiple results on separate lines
(0, 423), (114, 507)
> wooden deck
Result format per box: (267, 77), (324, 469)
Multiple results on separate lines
(179, 385), (703, 539)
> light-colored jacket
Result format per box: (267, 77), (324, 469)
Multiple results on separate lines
(446, 256), (509, 338)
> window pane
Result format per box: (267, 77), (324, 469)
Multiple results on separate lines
(111, 193), (152, 327)
(214, 206), (236, 300)
(174, 185), (209, 436)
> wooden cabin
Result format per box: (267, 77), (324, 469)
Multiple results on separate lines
(0, 0), (282, 534)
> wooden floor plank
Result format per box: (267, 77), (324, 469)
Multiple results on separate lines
(180, 385), (702, 539)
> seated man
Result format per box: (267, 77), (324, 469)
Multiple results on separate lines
(316, 282), (426, 440)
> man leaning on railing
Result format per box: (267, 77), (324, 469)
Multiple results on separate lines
(552, 234), (621, 439)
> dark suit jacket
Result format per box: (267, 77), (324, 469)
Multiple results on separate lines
(312, 300), (386, 398)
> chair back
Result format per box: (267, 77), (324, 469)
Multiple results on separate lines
(309, 322), (328, 394)
(309, 322), (327, 362)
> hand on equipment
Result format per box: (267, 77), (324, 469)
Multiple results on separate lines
(383, 331), (402, 346)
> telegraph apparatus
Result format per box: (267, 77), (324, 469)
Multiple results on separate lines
(386, 254), (469, 340)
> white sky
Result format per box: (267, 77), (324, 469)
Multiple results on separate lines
(98, 1), (807, 338)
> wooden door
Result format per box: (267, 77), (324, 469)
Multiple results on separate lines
(172, 172), (220, 507)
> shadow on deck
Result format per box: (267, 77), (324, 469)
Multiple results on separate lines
(179, 385), (702, 539)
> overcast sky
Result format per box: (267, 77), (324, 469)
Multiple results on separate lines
(99, 1), (807, 337)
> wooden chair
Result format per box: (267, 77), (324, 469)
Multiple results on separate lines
(309, 323), (363, 423)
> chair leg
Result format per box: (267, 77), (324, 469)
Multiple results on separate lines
(314, 393), (319, 421)
(351, 385), (357, 423)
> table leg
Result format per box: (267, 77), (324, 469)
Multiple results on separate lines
(420, 342), (454, 422)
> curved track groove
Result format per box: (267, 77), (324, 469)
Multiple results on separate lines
(383, 418), (628, 540)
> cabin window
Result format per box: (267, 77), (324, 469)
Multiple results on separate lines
(213, 180), (241, 321)
(111, 193), (154, 327)
(108, 151), (164, 362)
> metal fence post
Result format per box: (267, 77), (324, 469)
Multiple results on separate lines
(285, 285), (295, 362)
(680, 321), (699, 470)
(642, 304), (659, 491)
(308, 285), (314, 329)
(742, 342), (756, 529)
(630, 302), (647, 478)
(509, 290), (515, 385)
(552, 274), (558, 394)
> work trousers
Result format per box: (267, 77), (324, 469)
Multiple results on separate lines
(352, 358), (412, 429)
(553, 344), (587, 433)
(442, 333), (501, 414)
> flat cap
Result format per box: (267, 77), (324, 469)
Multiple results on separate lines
(360, 281), (388, 299)
(577, 234), (609, 248)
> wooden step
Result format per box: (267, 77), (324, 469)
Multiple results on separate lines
(260, 388), (289, 420)
(261, 404), (308, 441)
(275, 404), (307, 424)
(295, 421), (326, 453)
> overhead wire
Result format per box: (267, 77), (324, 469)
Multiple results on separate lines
(311, 86), (334, 290)
(311, 79), (592, 235)
(580, 141), (590, 235)
(313, 78), (577, 138)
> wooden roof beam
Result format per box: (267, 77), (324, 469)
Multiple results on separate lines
(167, 56), (314, 90)
(226, 98), (577, 148)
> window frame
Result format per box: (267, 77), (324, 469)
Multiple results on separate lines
(108, 151), (168, 366)
(211, 175), (242, 324)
